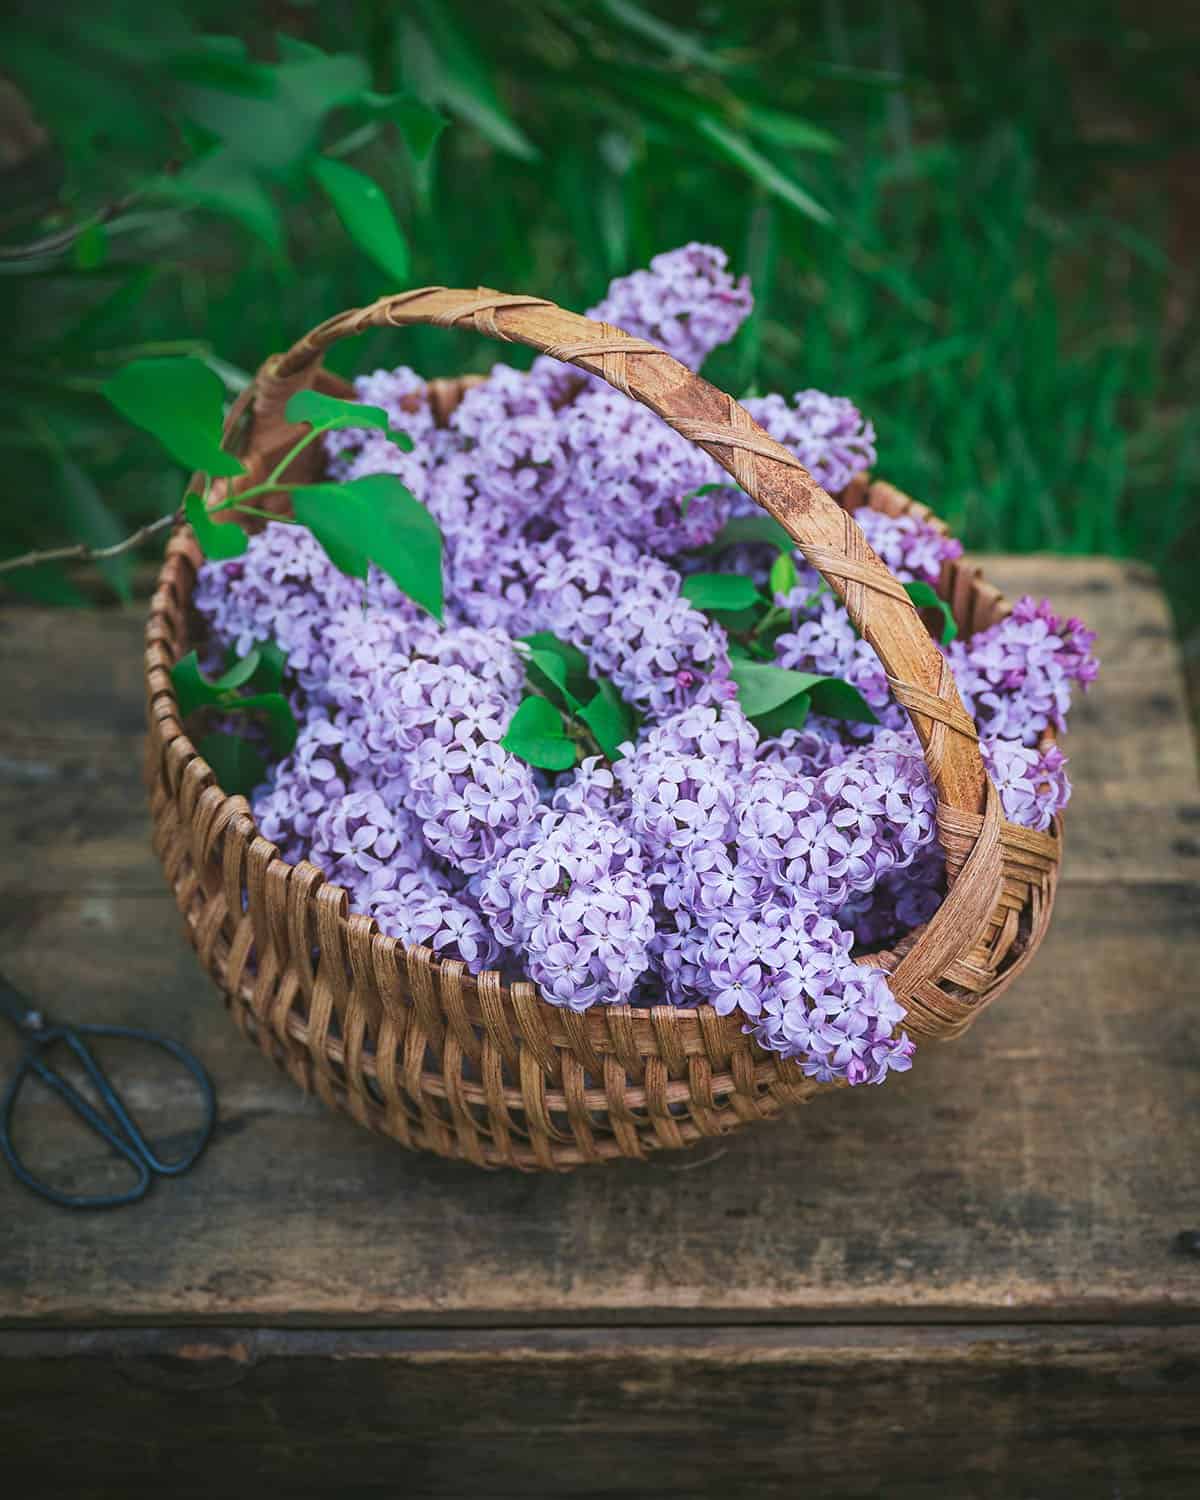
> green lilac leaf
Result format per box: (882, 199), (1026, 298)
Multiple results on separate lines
(197, 732), (268, 797)
(768, 550), (798, 598)
(750, 691), (812, 739)
(904, 580), (958, 643)
(578, 678), (635, 761)
(502, 696), (576, 771)
(285, 389), (413, 449)
(171, 651), (220, 718)
(211, 648), (262, 694)
(681, 571), (764, 612)
(310, 156), (411, 282)
(520, 632), (595, 700)
(290, 486), (370, 579)
(807, 678), (879, 724)
(525, 648), (583, 712)
(103, 357), (245, 477)
(704, 513), (793, 554)
(232, 691), (299, 754)
(292, 474), (443, 618)
(185, 491), (248, 560)
(708, 604), (763, 635)
(248, 640), (288, 694)
(730, 660), (824, 717)
(732, 661), (878, 726)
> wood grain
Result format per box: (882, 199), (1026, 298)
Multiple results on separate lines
(2, 1324), (1198, 1499)
(0, 556), (1197, 1328)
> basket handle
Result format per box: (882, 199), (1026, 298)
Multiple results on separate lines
(245, 286), (990, 827)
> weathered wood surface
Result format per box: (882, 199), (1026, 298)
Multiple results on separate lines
(3, 1324), (1199, 1499)
(0, 556), (1198, 1333)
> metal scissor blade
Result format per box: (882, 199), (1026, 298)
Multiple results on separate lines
(0, 972), (45, 1034)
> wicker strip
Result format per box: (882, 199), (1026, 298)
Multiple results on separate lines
(142, 286), (1064, 1170)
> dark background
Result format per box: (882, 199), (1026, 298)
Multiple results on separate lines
(3, 0), (1197, 678)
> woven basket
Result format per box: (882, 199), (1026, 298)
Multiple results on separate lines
(144, 286), (1061, 1171)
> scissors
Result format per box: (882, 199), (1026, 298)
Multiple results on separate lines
(0, 971), (217, 1209)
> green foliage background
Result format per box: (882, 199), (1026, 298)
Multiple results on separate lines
(3, 0), (1196, 643)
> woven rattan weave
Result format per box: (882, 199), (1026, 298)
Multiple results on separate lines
(144, 288), (1061, 1170)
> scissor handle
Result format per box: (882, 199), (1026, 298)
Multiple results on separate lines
(0, 1024), (216, 1210)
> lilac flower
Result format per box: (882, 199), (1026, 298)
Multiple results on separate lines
(584, 242), (753, 372)
(947, 596), (1099, 744)
(982, 736), (1071, 832)
(368, 874), (503, 972)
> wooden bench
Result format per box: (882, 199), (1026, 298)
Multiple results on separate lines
(2, 556), (1198, 1498)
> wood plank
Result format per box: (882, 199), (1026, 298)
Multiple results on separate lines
(2, 1324), (1198, 1498)
(1, 881), (1197, 1327)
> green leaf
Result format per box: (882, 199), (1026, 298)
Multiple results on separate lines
(54, 451), (134, 602)
(248, 640), (288, 694)
(681, 572), (764, 612)
(709, 605), (764, 635)
(233, 692), (299, 755)
(291, 474), (443, 618)
(408, 0), (539, 161)
(705, 513), (794, 554)
(502, 696), (576, 772)
(519, 633), (594, 699)
(525, 648), (583, 712)
(310, 157), (411, 283)
(285, 390), (412, 449)
(695, 117), (833, 225)
(739, 105), (841, 154)
(807, 678), (879, 724)
(103, 358), (245, 478)
(197, 732), (268, 797)
(151, 151), (284, 254)
(599, 0), (733, 72)
(730, 660), (824, 718)
(186, 491), (248, 560)
(360, 90), (447, 160)
(732, 661), (878, 729)
(578, 678), (636, 762)
(210, 649), (262, 694)
(171, 650), (221, 718)
(750, 692), (812, 739)
(904, 580), (958, 644)
(769, 551), (798, 598)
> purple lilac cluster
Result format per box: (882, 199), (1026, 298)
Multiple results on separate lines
(190, 244), (1098, 1089)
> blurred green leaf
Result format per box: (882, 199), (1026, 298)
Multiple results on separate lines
(904, 580), (958, 643)
(103, 357), (245, 477)
(197, 731), (268, 796)
(738, 105), (841, 154)
(52, 448), (134, 602)
(768, 550), (798, 597)
(360, 90), (447, 160)
(599, 0), (732, 72)
(706, 514), (794, 553)
(310, 157), (410, 282)
(407, 1), (539, 161)
(152, 152), (284, 254)
(696, 118), (832, 225)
